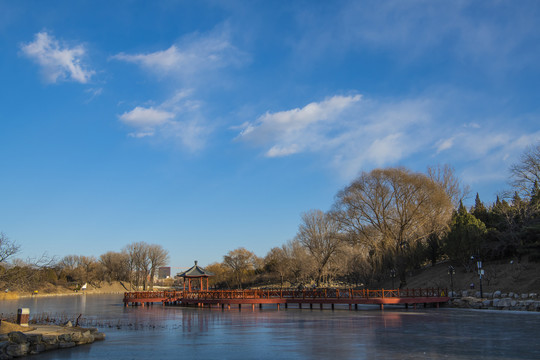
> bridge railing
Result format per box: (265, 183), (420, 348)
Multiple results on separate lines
(123, 287), (447, 302)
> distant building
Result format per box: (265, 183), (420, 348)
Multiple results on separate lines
(158, 267), (171, 279)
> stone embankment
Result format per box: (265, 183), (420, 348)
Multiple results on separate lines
(0, 324), (105, 359)
(449, 290), (540, 311)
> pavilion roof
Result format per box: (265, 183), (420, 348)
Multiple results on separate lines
(177, 261), (215, 278)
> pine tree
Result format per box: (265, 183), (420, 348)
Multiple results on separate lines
(444, 209), (487, 270)
(472, 193), (489, 224)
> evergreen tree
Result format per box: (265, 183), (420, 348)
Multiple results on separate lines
(472, 193), (489, 225)
(443, 207), (487, 270)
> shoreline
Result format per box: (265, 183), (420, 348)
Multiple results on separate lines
(17, 291), (125, 299)
(0, 322), (105, 359)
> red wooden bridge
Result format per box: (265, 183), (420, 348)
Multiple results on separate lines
(123, 288), (449, 310)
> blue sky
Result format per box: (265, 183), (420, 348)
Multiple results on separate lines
(1, 1), (539, 268)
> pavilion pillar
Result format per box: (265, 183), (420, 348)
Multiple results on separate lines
(206, 278), (209, 291)
(200, 277), (203, 291)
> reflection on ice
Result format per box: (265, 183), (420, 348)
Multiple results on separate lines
(1, 295), (539, 360)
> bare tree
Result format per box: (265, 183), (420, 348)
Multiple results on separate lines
(123, 242), (150, 290)
(427, 164), (470, 208)
(100, 251), (130, 283)
(0, 232), (20, 263)
(333, 167), (453, 287)
(223, 247), (256, 289)
(296, 210), (342, 287)
(147, 244), (169, 290)
(509, 143), (540, 198)
(264, 246), (291, 288)
(205, 262), (230, 288)
(282, 239), (315, 287)
(78, 255), (99, 284)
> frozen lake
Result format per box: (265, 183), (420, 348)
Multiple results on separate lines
(1, 294), (538, 359)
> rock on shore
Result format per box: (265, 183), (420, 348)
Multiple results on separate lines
(449, 291), (540, 311)
(0, 324), (105, 359)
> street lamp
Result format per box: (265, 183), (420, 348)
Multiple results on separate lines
(447, 265), (455, 297)
(390, 268), (396, 289)
(477, 260), (484, 299)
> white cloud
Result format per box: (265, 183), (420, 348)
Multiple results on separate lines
(236, 91), (540, 182)
(118, 91), (209, 151)
(21, 32), (94, 83)
(436, 137), (454, 153)
(119, 107), (175, 128)
(237, 94), (437, 177)
(238, 95), (362, 155)
(366, 133), (404, 166)
(266, 144), (300, 157)
(112, 28), (245, 80)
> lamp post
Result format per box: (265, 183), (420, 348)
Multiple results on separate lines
(477, 260), (484, 299)
(448, 265), (455, 297)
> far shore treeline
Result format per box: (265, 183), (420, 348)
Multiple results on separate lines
(1, 144), (539, 293)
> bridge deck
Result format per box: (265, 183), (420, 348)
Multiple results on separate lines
(123, 288), (449, 310)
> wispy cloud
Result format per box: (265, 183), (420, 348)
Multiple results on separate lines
(118, 90), (209, 151)
(237, 92), (540, 182)
(293, 1), (540, 71)
(21, 32), (94, 84)
(237, 94), (432, 172)
(112, 26), (246, 81)
(119, 107), (175, 129)
(238, 95), (362, 157)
